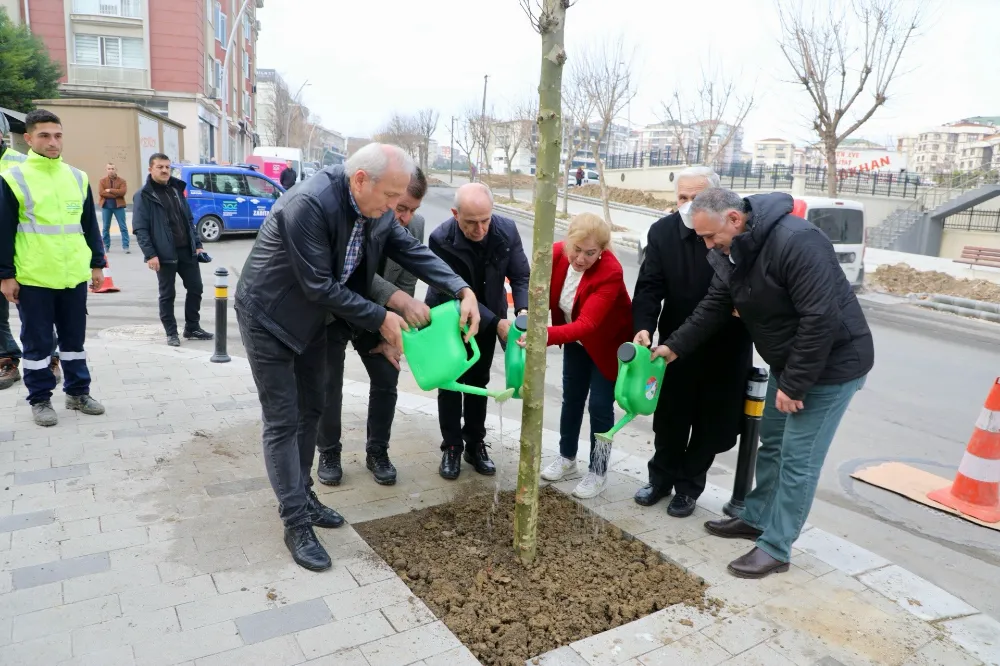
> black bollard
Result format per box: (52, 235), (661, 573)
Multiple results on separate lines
(210, 267), (231, 364)
(723, 366), (769, 518)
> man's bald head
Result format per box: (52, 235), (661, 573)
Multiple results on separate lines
(345, 142), (415, 218)
(452, 183), (494, 242)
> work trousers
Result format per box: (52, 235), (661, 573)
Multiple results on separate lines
(741, 374), (866, 562)
(0, 301), (21, 362)
(16, 283), (91, 404)
(317, 322), (399, 455)
(438, 329), (497, 452)
(157, 251), (203, 336)
(101, 207), (129, 251)
(558, 342), (615, 476)
(237, 308), (325, 529)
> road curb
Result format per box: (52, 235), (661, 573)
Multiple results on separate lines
(493, 202), (642, 255)
(560, 190), (668, 217)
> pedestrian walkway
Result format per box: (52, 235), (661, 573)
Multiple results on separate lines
(1, 335), (997, 666)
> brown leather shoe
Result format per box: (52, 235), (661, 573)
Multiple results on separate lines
(0, 359), (20, 390)
(727, 547), (790, 579)
(704, 516), (763, 540)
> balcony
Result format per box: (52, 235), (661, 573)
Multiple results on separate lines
(72, 0), (142, 19)
(67, 64), (150, 89)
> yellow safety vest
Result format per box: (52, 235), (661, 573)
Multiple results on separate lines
(0, 151), (93, 290)
(0, 146), (26, 172)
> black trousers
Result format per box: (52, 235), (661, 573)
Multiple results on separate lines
(156, 251), (203, 336)
(438, 329), (497, 452)
(317, 322), (399, 455)
(16, 283), (91, 405)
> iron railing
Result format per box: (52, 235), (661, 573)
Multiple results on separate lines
(72, 0), (142, 18)
(943, 209), (1000, 233)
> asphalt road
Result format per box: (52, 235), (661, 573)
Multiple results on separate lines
(54, 182), (1000, 620)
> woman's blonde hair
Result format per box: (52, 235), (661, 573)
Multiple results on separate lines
(566, 212), (611, 250)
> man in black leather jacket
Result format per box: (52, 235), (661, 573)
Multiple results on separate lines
(235, 143), (480, 572)
(655, 188), (874, 580)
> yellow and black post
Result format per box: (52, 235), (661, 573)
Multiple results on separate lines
(723, 366), (769, 518)
(210, 267), (231, 364)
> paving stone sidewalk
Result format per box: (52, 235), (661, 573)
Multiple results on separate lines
(1, 335), (998, 666)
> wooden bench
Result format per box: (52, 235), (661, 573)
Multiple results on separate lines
(955, 246), (1000, 269)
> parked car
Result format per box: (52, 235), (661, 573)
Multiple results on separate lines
(567, 169), (600, 187)
(170, 163), (285, 243)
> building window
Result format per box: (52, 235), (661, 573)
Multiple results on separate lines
(243, 92), (250, 118)
(214, 59), (222, 94)
(215, 2), (226, 43)
(243, 52), (249, 79)
(244, 13), (251, 40)
(75, 34), (144, 68)
(206, 0), (213, 23)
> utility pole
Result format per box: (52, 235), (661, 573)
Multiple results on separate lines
(220, 0), (254, 164)
(479, 74), (489, 182)
(450, 116), (455, 184)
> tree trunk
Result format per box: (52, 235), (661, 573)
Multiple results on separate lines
(594, 130), (613, 226)
(508, 166), (515, 201)
(826, 142), (838, 197)
(514, 0), (566, 567)
(562, 152), (572, 215)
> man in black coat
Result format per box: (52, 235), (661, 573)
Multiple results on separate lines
(133, 153), (214, 347)
(279, 163), (297, 190)
(426, 183), (530, 480)
(236, 144), (480, 571)
(656, 188), (874, 579)
(632, 168), (752, 518)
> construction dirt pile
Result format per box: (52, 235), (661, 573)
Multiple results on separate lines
(574, 184), (675, 211)
(495, 197), (569, 220)
(426, 175), (448, 187)
(871, 264), (1000, 303)
(482, 174), (536, 190)
(356, 486), (714, 666)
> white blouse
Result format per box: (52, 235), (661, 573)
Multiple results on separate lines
(559, 264), (585, 322)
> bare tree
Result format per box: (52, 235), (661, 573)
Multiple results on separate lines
(514, 95), (540, 200)
(415, 108), (440, 171)
(560, 63), (595, 214)
(578, 36), (636, 225)
(261, 75), (307, 147)
(777, 0), (920, 195)
(453, 105), (493, 180)
(373, 112), (422, 160)
(495, 113), (529, 200)
(659, 63), (755, 166)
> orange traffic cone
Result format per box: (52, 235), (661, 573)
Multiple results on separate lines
(90, 255), (120, 293)
(505, 278), (514, 309)
(927, 378), (1000, 523)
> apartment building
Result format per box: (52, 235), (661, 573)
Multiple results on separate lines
(629, 121), (744, 165)
(752, 138), (795, 167)
(6, 0), (262, 165)
(911, 122), (995, 174)
(958, 134), (1000, 173)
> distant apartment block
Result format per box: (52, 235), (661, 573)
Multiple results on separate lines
(752, 138), (795, 168)
(629, 121), (744, 165)
(911, 122), (995, 174)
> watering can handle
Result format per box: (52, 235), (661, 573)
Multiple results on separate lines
(463, 326), (481, 371)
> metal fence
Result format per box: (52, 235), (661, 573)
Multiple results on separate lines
(943, 209), (1000, 233)
(803, 168), (921, 199)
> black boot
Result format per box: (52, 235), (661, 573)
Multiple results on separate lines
(634, 484), (671, 507)
(366, 450), (397, 485)
(307, 490), (345, 529)
(283, 524), (331, 571)
(183, 327), (214, 341)
(667, 493), (697, 518)
(463, 441), (496, 476)
(317, 450), (342, 486)
(439, 446), (461, 480)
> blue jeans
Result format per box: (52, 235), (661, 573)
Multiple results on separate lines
(102, 207), (128, 251)
(741, 374), (867, 562)
(16, 283), (92, 404)
(559, 342), (615, 475)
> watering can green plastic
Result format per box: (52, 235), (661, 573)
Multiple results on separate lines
(595, 342), (667, 443)
(401, 301), (515, 402)
(504, 314), (529, 399)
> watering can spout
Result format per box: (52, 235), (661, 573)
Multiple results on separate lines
(596, 413), (636, 443)
(441, 382), (516, 403)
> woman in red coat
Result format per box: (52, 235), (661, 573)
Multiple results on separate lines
(520, 213), (634, 498)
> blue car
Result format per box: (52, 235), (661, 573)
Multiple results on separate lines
(170, 163), (285, 242)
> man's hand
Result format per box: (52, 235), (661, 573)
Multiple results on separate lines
(457, 288), (480, 342)
(1, 278), (19, 304)
(386, 290), (430, 328)
(90, 268), (104, 291)
(651, 345), (676, 362)
(775, 390), (804, 414)
(370, 340), (402, 371)
(379, 311), (408, 353)
(196, 248), (204, 255)
(516, 335), (526, 348)
(497, 319), (511, 343)
(633, 330), (651, 347)
(147, 257), (160, 272)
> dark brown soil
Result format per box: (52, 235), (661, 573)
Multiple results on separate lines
(355, 487), (710, 666)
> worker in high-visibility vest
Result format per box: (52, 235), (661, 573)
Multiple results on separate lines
(0, 109), (108, 427)
(0, 112), (27, 391)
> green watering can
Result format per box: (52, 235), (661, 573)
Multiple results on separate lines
(595, 342), (667, 443)
(401, 301), (515, 402)
(504, 314), (529, 399)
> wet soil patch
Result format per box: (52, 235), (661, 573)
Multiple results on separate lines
(355, 486), (711, 665)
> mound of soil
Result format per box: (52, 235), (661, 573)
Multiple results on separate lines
(482, 174), (536, 190)
(871, 263), (1000, 303)
(495, 197), (569, 220)
(426, 175), (448, 187)
(355, 487), (710, 666)
(574, 184), (675, 211)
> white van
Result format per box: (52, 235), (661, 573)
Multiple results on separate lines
(792, 196), (866, 290)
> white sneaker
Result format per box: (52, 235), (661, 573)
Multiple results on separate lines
(541, 457), (577, 481)
(572, 472), (607, 499)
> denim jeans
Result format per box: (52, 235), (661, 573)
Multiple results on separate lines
(101, 207), (129, 251)
(16, 283), (91, 404)
(559, 342), (615, 475)
(237, 309), (325, 529)
(0, 301), (21, 362)
(317, 322), (399, 455)
(741, 374), (867, 562)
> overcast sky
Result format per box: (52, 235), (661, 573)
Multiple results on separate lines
(256, 0), (999, 148)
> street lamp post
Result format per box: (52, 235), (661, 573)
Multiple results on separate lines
(220, 0), (254, 164)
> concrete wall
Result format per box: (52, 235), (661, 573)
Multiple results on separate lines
(939, 230), (1000, 259)
(0, 0), (21, 22)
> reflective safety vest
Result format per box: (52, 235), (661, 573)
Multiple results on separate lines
(0, 146), (26, 172)
(0, 151), (93, 289)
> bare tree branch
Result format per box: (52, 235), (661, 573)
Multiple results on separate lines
(373, 112), (422, 161)
(415, 108), (440, 171)
(560, 62), (595, 214)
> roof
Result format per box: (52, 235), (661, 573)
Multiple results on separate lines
(757, 138), (790, 143)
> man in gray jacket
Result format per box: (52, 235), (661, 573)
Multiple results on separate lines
(317, 168), (430, 487)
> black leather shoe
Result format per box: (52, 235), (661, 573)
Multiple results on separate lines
(705, 516), (763, 541)
(463, 442), (496, 476)
(283, 524), (332, 571)
(667, 494), (697, 518)
(166, 334), (181, 347)
(307, 490), (344, 529)
(634, 484), (671, 507)
(439, 447), (461, 480)
(727, 547), (790, 579)
(183, 327), (214, 341)
(317, 450), (342, 486)
(366, 451), (397, 485)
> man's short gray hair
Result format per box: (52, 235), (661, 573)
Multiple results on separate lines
(691, 188), (745, 218)
(454, 182), (494, 212)
(345, 143), (415, 181)
(676, 166), (721, 191)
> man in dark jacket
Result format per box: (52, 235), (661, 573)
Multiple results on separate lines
(656, 188), (874, 579)
(236, 143), (479, 571)
(426, 182), (530, 480)
(632, 168), (752, 518)
(132, 153), (213, 347)
(279, 164), (297, 190)
(315, 167), (431, 488)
